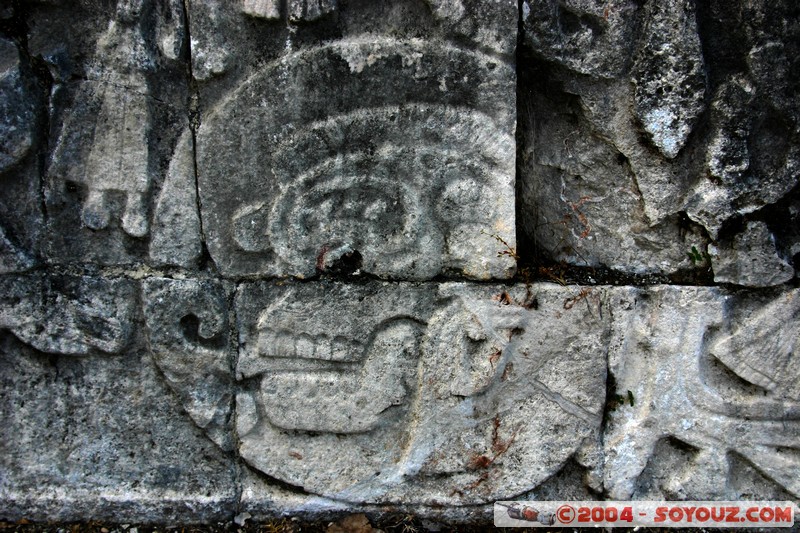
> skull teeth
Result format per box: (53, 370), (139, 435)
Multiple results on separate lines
(256, 328), (363, 362)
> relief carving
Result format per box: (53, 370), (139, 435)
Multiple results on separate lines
(146, 280), (606, 505)
(61, 4), (153, 238)
(606, 288), (800, 500)
(255, 318), (421, 434)
(197, 38), (516, 280)
(149, 129), (203, 268)
(44, 0), (194, 265)
(142, 278), (235, 450)
(0, 274), (135, 356)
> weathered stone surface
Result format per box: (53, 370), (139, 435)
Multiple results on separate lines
(31, 0), (196, 266)
(142, 277), (234, 450)
(193, 0), (517, 280)
(632, 0), (705, 160)
(605, 286), (800, 500)
(3, 0), (800, 524)
(686, 74), (800, 240)
(239, 469), (352, 523)
(521, 0), (642, 79)
(148, 130), (203, 268)
(0, 333), (237, 523)
(518, 76), (707, 274)
(0, 274), (136, 356)
(0, 37), (37, 173)
(708, 221), (794, 287)
(3, 276), (800, 517)
(234, 281), (606, 504)
(0, 37), (44, 274)
(518, 0), (799, 284)
(0, 226), (35, 274)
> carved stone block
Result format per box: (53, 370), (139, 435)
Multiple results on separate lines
(0, 274), (136, 356)
(2, 0), (799, 524)
(31, 1), (200, 267)
(0, 334), (237, 523)
(142, 278), (235, 450)
(605, 286), (800, 500)
(192, 0), (518, 280)
(232, 281), (606, 504)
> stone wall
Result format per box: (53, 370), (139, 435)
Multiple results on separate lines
(0, 0), (798, 524)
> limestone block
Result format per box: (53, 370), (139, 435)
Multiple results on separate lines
(518, 0), (799, 280)
(518, 40), (708, 275)
(132, 279), (608, 506)
(232, 281), (606, 505)
(518, 78), (707, 275)
(35, 1), (198, 266)
(4, 276), (799, 518)
(142, 277), (235, 450)
(0, 274), (136, 356)
(521, 0), (642, 79)
(192, 0), (517, 280)
(686, 77), (800, 239)
(605, 286), (800, 500)
(0, 37), (43, 273)
(4, 0), (800, 524)
(0, 334), (237, 523)
(709, 221), (794, 287)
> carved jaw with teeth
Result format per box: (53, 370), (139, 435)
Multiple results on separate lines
(250, 319), (422, 434)
(256, 328), (364, 367)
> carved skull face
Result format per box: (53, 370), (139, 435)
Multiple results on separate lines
(197, 39), (516, 280)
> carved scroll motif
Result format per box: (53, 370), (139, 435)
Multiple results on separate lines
(142, 278), (235, 451)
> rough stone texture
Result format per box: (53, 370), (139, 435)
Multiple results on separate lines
(0, 274), (136, 356)
(606, 286), (800, 500)
(519, 0), (799, 284)
(148, 129), (204, 268)
(687, 76), (800, 241)
(632, 0), (705, 160)
(0, 37), (37, 173)
(30, 0), (197, 267)
(0, 332), (238, 523)
(2, 279), (799, 519)
(138, 280), (607, 507)
(0, 36), (44, 274)
(142, 278), (235, 451)
(521, 0), (641, 79)
(518, 74), (708, 274)
(1, 0), (799, 525)
(234, 281), (605, 505)
(193, 0), (517, 280)
(709, 221), (795, 287)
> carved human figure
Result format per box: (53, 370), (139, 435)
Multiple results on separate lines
(78, 2), (151, 237)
